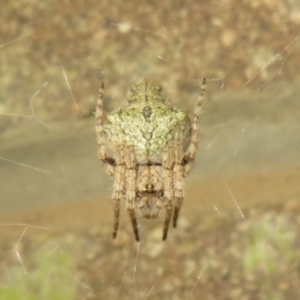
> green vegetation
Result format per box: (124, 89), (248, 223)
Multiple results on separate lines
(0, 248), (78, 300)
(242, 213), (296, 275)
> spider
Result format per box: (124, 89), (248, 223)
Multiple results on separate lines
(96, 78), (206, 241)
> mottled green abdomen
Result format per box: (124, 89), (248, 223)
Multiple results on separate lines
(105, 80), (192, 163)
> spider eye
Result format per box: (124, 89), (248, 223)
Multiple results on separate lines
(145, 183), (154, 191)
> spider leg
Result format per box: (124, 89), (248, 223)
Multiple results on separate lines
(162, 143), (175, 241)
(113, 200), (120, 239)
(125, 145), (139, 242)
(182, 77), (206, 176)
(112, 145), (125, 239)
(96, 83), (116, 177)
(173, 143), (184, 228)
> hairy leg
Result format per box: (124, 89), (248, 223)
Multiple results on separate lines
(96, 83), (115, 176)
(173, 143), (184, 228)
(183, 78), (206, 176)
(125, 145), (139, 242)
(112, 145), (125, 239)
(162, 143), (175, 240)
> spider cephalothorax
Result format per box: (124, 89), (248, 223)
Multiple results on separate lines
(96, 78), (206, 241)
(136, 165), (163, 219)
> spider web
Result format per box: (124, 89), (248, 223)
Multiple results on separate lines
(1, 0), (300, 299)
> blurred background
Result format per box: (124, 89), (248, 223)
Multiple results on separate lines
(0, 0), (300, 299)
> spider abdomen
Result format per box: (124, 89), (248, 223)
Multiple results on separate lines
(106, 99), (192, 163)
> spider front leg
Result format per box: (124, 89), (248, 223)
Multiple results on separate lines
(124, 145), (139, 242)
(183, 77), (206, 176)
(162, 143), (175, 241)
(112, 146), (126, 239)
(96, 83), (116, 177)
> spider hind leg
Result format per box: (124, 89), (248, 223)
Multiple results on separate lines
(162, 208), (173, 241)
(128, 209), (140, 242)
